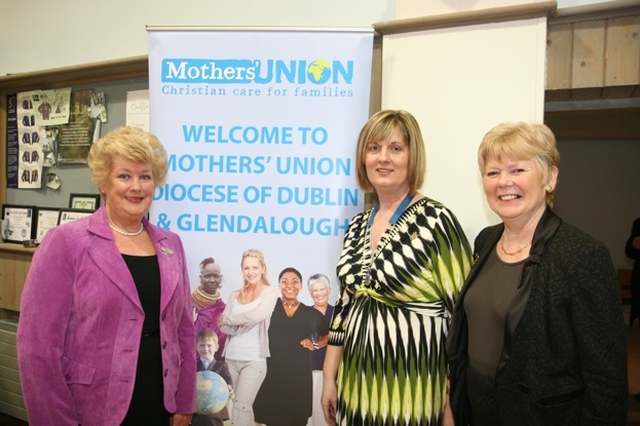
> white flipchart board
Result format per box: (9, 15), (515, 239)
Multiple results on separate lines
(379, 9), (549, 242)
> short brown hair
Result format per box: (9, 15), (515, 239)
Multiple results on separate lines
(355, 110), (426, 194)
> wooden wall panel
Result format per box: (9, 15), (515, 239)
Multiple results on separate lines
(0, 328), (26, 422)
(547, 23), (574, 90)
(547, 13), (640, 93)
(0, 249), (33, 312)
(606, 16), (640, 86)
(572, 20), (606, 88)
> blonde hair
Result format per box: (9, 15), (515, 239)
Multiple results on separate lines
(478, 122), (560, 205)
(87, 126), (168, 193)
(239, 249), (270, 296)
(355, 110), (426, 194)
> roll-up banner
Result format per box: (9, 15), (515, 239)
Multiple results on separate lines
(147, 27), (373, 305)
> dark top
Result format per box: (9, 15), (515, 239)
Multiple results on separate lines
(447, 208), (628, 426)
(254, 300), (329, 426)
(120, 254), (169, 426)
(310, 304), (334, 371)
(464, 249), (523, 377)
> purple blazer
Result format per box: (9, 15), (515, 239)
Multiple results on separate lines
(17, 206), (196, 425)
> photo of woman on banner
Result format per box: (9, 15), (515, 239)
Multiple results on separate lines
(306, 273), (334, 426)
(219, 249), (278, 426)
(254, 267), (329, 426)
(321, 110), (472, 425)
(193, 256), (227, 360)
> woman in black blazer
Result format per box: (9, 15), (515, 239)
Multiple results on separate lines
(446, 122), (627, 426)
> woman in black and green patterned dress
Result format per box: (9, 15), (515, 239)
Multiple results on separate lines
(321, 110), (472, 426)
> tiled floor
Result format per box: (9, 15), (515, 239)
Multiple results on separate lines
(2, 313), (639, 425)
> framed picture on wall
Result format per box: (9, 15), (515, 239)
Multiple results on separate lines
(1, 204), (36, 243)
(58, 209), (94, 225)
(35, 207), (60, 243)
(68, 193), (100, 211)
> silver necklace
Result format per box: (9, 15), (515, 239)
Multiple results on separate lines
(109, 222), (144, 236)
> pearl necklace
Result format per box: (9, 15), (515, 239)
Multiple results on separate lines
(500, 238), (531, 256)
(109, 222), (144, 236)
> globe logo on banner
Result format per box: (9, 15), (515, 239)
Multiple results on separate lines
(196, 370), (230, 415)
(307, 60), (331, 84)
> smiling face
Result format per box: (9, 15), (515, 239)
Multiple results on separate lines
(365, 128), (410, 196)
(200, 262), (223, 295)
(483, 155), (557, 228)
(101, 155), (154, 226)
(309, 281), (330, 308)
(242, 256), (265, 287)
(279, 271), (302, 304)
(197, 337), (218, 361)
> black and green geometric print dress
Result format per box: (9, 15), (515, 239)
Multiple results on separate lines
(328, 197), (472, 425)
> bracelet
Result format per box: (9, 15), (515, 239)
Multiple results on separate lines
(312, 340), (319, 350)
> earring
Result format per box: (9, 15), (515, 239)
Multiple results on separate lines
(545, 185), (552, 193)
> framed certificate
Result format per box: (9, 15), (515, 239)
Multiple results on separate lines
(35, 207), (60, 243)
(1, 204), (36, 243)
(69, 193), (100, 211)
(58, 209), (94, 225)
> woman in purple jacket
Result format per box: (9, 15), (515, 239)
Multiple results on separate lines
(17, 126), (196, 426)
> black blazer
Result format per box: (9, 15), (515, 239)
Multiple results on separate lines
(447, 208), (627, 426)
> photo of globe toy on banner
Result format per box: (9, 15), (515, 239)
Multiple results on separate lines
(147, 28), (373, 306)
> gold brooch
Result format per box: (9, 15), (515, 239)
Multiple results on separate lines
(161, 246), (173, 257)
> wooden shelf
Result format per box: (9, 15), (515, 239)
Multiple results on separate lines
(0, 243), (36, 255)
(0, 55), (148, 92)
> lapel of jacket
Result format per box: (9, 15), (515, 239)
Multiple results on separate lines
(497, 207), (563, 374)
(87, 208), (143, 311)
(145, 219), (179, 312)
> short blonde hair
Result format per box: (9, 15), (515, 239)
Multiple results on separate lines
(478, 122), (560, 205)
(355, 110), (426, 194)
(87, 126), (168, 191)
